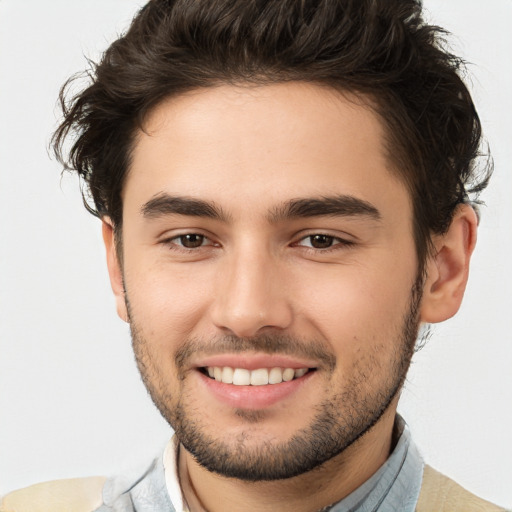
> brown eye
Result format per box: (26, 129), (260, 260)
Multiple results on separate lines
(309, 234), (334, 249)
(179, 234), (206, 248)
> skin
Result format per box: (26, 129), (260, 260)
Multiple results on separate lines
(103, 82), (477, 512)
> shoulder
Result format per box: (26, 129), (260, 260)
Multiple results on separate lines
(0, 451), (174, 512)
(0, 476), (107, 512)
(417, 465), (508, 512)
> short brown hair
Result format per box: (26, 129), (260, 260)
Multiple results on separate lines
(53, 0), (492, 268)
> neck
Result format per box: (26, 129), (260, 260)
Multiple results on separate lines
(181, 407), (398, 512)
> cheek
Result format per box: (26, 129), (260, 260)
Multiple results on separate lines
(291, 260), (416, 346)
(124, 259), (217, 342)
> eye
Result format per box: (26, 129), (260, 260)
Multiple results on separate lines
(303, 234), (335, 249)
(296, 234), (353, 250)
(171, 233), (211, 249)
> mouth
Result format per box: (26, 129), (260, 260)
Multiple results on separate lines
(195, 358), (319, 409)
(199, 366), (315, 386)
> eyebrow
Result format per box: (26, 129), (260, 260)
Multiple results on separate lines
(141, 194), (229, 221)
(268, 195), (381, 223)
(141, 193), (381, 224)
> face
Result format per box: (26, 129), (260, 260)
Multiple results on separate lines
(113, 83), (423, 480)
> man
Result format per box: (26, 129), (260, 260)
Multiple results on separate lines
(0, 0), (507, 511)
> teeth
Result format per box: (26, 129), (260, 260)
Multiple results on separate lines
(250, 368), (269, 386)
(233, 368), (251, 385)
(221, 366), (234, 384)
(205, 366), (310, 385)
(268, 367), (283, 384)
(282, 368), (295, 382)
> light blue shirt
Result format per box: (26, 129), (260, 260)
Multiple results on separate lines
(95, 415), (424, 511)
(328, 416), (424, 511)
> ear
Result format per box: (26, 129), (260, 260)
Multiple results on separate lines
(102, 218), (129, 323)
(420, 204), (478, 323)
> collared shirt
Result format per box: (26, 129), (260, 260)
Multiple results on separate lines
(162, 415), (424, 512)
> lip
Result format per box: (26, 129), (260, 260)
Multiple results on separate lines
(196, 367), (316, 410)
(194, 354), (318, 371)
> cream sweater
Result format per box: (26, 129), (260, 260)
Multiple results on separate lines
(1, 465), (508, 512)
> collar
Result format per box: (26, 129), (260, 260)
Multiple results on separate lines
(162, 415), (424, 512)
(328, 415), (424, 512)
(163, 436), (188, 511)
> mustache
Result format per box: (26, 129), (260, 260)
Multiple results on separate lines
(174, 333), (336, 371)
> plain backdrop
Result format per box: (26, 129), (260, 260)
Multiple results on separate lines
(0, 0), (511, 507)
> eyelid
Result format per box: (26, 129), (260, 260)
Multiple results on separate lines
(294, 230), (355, 243)
(159, 230), (220, 249)
(158, 229), (355, 250)
(293, 232), (356, 252)
(173, 234), (211, 247)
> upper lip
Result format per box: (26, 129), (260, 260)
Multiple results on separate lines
(194, 354), (319, 371)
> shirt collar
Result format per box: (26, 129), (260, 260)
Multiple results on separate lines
(163, 415), (424, 512)
(163, 436), (188, 512)
(328, 415), (424, 512)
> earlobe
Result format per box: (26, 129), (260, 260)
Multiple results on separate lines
(420, 204), (478, 324)
(102, 218), (129, 323)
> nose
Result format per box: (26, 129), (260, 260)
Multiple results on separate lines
(210, 245), (293, 338)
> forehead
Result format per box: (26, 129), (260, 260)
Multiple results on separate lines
(125, 82), (409, 221)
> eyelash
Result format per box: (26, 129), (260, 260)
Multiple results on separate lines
(161, 233), (355, 253)
(294, 234), (355, 253)
(163, 233), (217, 251)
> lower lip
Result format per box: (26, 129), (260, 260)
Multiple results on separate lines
(197, 370), (315, 410)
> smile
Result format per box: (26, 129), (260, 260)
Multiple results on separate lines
(202, 366), (312, 385)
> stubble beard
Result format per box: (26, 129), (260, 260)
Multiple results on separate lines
(128, 274), (423, 482)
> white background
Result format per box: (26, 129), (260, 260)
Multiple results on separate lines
(0, 0), (510, 507)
